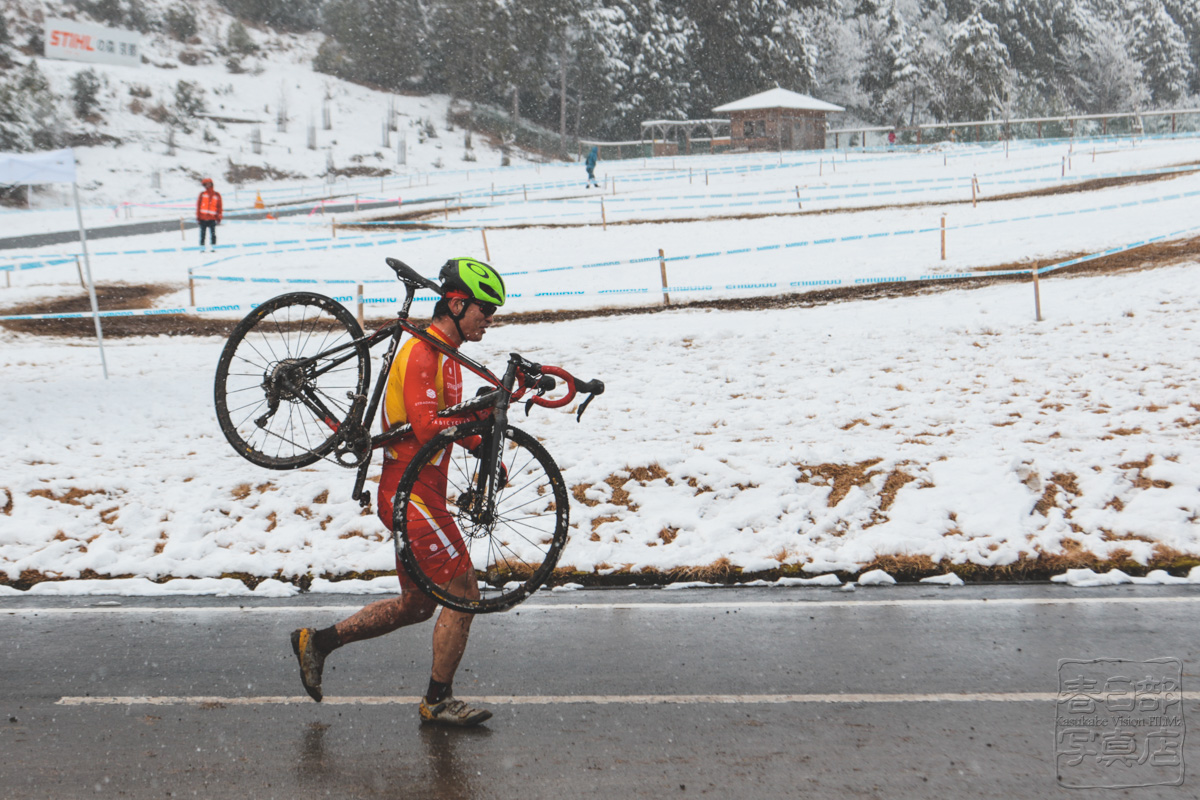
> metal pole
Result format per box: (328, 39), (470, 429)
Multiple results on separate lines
(73, 181), (108, 379)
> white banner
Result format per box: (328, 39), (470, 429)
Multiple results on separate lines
(44, 18), (141, 67)
(0, 148), (76, 186)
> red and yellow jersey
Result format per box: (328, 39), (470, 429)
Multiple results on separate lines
(380, 326), (475, 463)
(197, 190), (223, 221)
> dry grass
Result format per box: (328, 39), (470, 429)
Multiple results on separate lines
(796, 459), (883, 507)
(28, 487), (107, 506)
(1119, 456), (1173, 489)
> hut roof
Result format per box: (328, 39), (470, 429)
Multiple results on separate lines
(713, 88), (844, 114)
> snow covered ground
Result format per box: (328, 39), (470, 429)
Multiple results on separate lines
(3, 30), (1200, 593)
(2, 186), (1199, 593)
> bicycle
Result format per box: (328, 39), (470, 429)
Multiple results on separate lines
(213, 257), (604, 614)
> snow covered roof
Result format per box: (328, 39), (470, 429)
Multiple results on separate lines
(712, 88), (845, 114)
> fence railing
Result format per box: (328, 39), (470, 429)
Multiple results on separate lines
(829, 108), (1200, 149)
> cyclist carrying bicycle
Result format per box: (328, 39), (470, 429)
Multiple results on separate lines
(291, 257), (507, 727)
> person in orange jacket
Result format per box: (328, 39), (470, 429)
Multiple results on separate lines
(196, 177), (223, 251)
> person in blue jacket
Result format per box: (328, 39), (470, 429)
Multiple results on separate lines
(585, 146), (599, 188)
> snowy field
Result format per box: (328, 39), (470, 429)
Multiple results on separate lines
(5, 132), (1200, 318)
(2, 133), (1200, 595)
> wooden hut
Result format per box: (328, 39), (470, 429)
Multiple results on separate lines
(713, 88), (844, 151)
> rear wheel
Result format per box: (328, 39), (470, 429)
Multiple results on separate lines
(394, 421), (569, 613)
(214, 292), (368, 469)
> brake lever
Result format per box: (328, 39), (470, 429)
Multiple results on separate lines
(524, 374), (557, 416)
(576, 393), (596, 422)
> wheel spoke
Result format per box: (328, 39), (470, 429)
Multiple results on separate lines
(393, 422), (566, 613)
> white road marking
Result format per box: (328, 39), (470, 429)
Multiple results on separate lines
(8, 594), (1200, 615)
(57, 692), (1061, 707)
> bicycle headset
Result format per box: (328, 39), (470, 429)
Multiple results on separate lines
(438, 257), (506, 340)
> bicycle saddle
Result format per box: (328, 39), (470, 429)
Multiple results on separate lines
(387, 258), (441, 293)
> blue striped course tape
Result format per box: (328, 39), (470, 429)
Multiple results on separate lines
(5, 224), (1199, 322)
(344, 161), (1200, 228)
(0, 228), (473, 272)
(190, 185), (1200, 287)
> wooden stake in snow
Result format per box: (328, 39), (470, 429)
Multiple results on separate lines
(971, 175), (978, 207)
(76, 256), (86, 289)
(819, 158), (823, 176)
(1062, 157), (1066, 177)
(941, 215), (946, 260)
(180, 217), (185, 240)
(796, 186), (802, 210)
(356, 284), (364, 327)
(601, 198), (607, 231)
(658, 249), (670, 306)
(444, 200), (449, 221)
(1032, 268), (1043, 322)
(188, 266), (195, 306)
(332, 218), (337, 238)
(705, 170), (709, 186)
(523, 185), (527, 202)
(481, 228), (491, 260)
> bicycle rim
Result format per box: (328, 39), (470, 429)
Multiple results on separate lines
(214, 292), (368, 469)
(394, 421), (569, 613)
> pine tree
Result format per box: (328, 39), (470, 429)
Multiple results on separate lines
(226, 20), (258, 55)
(1161, 0), (1200, 94)
(1060, 13), (1148, 113)
(689, 0), (818, 112)
(859, 1), (929, 124)
(0, 62), (62, 151)
(945, 11), (1012, 120)
(976, 0), (1085, 94)
(71, 69), (103, 119)
(1125, 0), (1193, 104)
(575, 0), (697, 137)
(319, 0), (426, 91)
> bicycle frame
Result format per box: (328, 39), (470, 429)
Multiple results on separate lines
(273, 261), (602, 511)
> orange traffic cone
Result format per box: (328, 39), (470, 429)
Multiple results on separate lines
(254, 192), (265, 210)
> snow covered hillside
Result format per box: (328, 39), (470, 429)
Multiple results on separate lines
(1, 0), (543, 212)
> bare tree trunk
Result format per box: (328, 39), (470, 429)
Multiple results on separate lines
(559, 38), (568, 151)
(512, 86), (519, 124)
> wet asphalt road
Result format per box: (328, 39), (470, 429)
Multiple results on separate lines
(2, 583), (1199, 799)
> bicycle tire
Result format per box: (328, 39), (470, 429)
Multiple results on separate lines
(214, 292), (369, 470)
(394, 421), (569, 613)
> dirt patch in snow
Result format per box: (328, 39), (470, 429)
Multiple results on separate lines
(3, 234), (1199, 339)
(353, 163), (1200, 229)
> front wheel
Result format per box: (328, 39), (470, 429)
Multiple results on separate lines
(214, 292), (369, 469)
(394, 421), (569, 613)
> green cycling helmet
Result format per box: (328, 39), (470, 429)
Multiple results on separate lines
(438, 257), (506, 307)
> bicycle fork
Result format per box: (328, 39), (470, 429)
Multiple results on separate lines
(469, 356), (521, 524)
